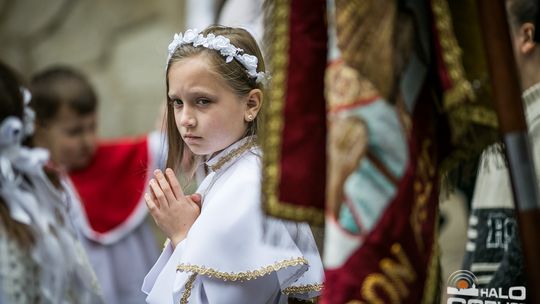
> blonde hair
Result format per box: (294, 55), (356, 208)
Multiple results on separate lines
(164, 25), (265, 179)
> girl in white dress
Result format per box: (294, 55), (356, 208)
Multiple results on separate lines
(0, 62), (103, 304)
(142, 26), (324, 303)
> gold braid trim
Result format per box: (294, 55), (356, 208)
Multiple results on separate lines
(421, 213), (440, 304)
(180, 273), (197, 304)
(450, 105), (498, 129)
(262, 0), (325, 226)
(209, 141), (257, 171)
(283, 283), (323, 295)
(431, 0), (475, 110)
(176, 257), (308, 282)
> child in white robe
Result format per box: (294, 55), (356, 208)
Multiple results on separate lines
(142, 26), (324, 303)
(0, 61), (103, 304)
(30, 66), (162, 304)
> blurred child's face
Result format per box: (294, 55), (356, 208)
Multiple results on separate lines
(35, 104), (97, 171)
(168, 55), (249, 156)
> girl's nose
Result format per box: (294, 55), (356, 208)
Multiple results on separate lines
(181, 112), (196, 127)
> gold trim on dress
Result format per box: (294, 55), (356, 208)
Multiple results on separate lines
(261, 0), (325, 225)
(180, 273), (197, 304)
(176, 257), (308, 282)
(209, 141), (257, 172)
(282, 283), (324, 295)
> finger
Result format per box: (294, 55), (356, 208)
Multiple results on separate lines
(150, 188), (159, 208)
(190, 193), (202, 210)
(144, 193), (159, 214)
(186, 193), (202, 212)
(190, 193), (202, 204)
(165, 168), (184, 199)
(154, 169), (177, 203)
(149, 179), (169, 208)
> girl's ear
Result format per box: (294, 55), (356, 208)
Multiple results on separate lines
(245, 89), (263, 122)
(520, 23), (536, 55)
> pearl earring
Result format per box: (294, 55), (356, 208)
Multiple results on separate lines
(247, 114), (254, 121)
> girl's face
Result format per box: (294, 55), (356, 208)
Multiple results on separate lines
(168, 55), (249, 156)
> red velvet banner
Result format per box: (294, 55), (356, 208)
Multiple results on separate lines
(262, 0), (327, 225)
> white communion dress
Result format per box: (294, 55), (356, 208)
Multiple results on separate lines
(0, 144), (103, 304)
(142, 137), (324, 303)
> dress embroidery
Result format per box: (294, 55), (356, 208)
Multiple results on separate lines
(159, 136), (323, 302)
(176, 257), (307, 281)
(180, 273), (197, 304)
(282, 283), (324, 295)
(208, 140), (257, 172)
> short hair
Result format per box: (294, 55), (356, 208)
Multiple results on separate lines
(30, 66), (97, 124)
(507, 0), (538, 26)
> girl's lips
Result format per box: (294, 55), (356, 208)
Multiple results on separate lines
(184, 135), (202, 143)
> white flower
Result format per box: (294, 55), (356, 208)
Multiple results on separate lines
(182, 29), (199, 44)
(165, 28), (267, 83)
(237, 54), (259, 73)
(221, 46), (238, 63)
(193, 34), (207, 47)
(200, 34), (214, 48)
(256, 72), (266, 84)
(168, 33), (182, 54)
(208, 35), (229, 50)
(20, 88), (31, 105)
(0, 117), (23, 148)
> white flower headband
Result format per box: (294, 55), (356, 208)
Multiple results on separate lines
(0, 88), (35, 148)
(167, 29), (269, 84)
(0, 87), (49, 200)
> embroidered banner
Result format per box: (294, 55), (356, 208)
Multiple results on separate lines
(261, 0), (327, 225)
(322, 83), (442, 303)
(321, 0), (499, 302)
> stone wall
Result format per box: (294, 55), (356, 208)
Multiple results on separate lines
(0, 0), (186, 137)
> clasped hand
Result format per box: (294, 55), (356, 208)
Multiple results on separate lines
(145, 168), (202, 247)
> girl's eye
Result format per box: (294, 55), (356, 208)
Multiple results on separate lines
(196, 98), (211, 106)
(172, 99), (183, 108)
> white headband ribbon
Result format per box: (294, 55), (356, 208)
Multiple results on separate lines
(0, 88), (49, 223)
(167, 29), (269, 84)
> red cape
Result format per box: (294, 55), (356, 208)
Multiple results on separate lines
(69, 137), (150, 237)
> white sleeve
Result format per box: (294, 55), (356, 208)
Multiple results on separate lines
(142, 240), (186, 304)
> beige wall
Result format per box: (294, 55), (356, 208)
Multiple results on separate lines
(0, 0), (186, 138)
